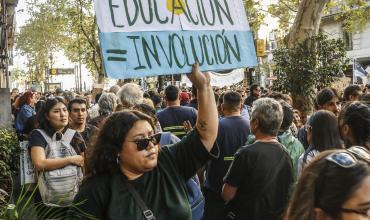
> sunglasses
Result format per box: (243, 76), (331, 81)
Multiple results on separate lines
(325, 146), (370, 168)
(129, 133), (162, 151)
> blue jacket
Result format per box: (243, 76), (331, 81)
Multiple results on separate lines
(15, 104), (35, 133)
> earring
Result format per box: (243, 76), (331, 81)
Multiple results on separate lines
(116, 155), (120, 164)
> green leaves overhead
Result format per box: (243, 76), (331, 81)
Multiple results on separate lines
(272, 34), (349, 114)
(243, 0), (266, 34)
(268, 0), (300, 33)
(269, 0), (370, 36)
(16, 0), (102, 84)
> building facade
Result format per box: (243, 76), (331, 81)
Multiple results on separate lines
(320, 7), (370, 83)
(0, 0), (17, 88)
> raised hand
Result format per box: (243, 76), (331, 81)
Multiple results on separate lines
(187, 62), (211, 90)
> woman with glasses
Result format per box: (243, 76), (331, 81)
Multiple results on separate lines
(69, 63), (219, 220)
(286, 147), (370, 220)
(297, 110), (343, 176)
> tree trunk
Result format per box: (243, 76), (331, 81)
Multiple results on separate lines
(292, 93), (313, 123)
(97, 73), (105, 84)
(286, 0), (329, 116)
(287, 0), (329, 47)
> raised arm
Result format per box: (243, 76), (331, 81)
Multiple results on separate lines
(187, 63), (218, 151)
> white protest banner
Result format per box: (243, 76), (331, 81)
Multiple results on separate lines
(94, 0), (257, 79)
(19, 141), (36, 185)
(181, 69), (245, 87)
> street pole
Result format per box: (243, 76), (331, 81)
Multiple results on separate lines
(352, 58), (356, 84)
(75, 65), (78, 91)
(78, 31), (82, 92)
(2, 0), (9, 89)
(49, 53), (53, 88)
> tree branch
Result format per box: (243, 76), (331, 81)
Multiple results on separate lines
(77, 0), (97, 52)
(280, 0), (299, 13)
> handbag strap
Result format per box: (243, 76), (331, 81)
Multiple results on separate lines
(121, 176), (156, 220)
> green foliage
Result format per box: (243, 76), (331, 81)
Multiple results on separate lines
(268, 0), (370, 36)
(10, 68), (28, 85)
(47, 0), (102, 79)
(0, 128), (20, 213)
(0, 185), (98, 219)
(268, 0), (300, 34)
(333, 0), (370, 32)
(0, 128), (20, 180)
(272, 34), (349, 113)
(16, 0), (103, 84)
(243, 0), (266, 34)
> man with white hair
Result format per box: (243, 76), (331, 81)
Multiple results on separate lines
(89, 92), (118, 128)
(117, 83), (144, 109)
(109, 85), (121, 95)
(222, 98), (293, 220)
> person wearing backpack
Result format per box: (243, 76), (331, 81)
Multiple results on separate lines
(29, 96), (86, 219)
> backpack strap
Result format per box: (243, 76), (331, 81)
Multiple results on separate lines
(36, 129), (77, 155)
(61, 129), (78, 156)
(35, 129), (53, 150)
(62, 129), (76, 146)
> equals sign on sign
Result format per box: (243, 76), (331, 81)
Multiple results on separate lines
(107, 49), (127, 61)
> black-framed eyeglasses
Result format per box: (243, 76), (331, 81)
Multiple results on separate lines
(341, 207), (370, 217)
(129, 133), (162, 151)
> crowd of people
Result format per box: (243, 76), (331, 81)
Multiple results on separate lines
(9, 65), (370, 220)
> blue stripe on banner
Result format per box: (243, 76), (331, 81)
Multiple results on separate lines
(100, 30), (257, 79)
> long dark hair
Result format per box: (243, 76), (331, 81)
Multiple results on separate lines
(339, 102), (370, 147)
(36, 96), (66, 137)
(309, 110), (343, 151)
(84, 110), (155, 180)
(286, 150), (370, 220)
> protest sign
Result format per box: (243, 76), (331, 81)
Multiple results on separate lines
(19, 141), (36, 185)
(95, 0), (257, 79)
(181, 69), (245, 87)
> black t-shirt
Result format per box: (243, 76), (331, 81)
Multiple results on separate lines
(205, 116), (251, 194)
(78, 124), (99, 148)
(69, 129), (219, 220)
(244, 95), (258, 107)
(156, 106), (197, 139)
(224, 141), (293, 220)
(29, 129), (86, 154)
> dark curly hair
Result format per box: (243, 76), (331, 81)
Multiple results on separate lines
(339, 102), (370, 148)
(314, 88), (340, 110)
(84, 110), (154, 180)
